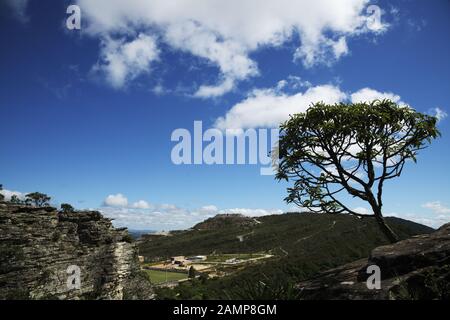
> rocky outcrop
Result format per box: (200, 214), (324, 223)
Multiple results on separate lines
(297, 223), (450, 300)
(0, 202), (153, 300)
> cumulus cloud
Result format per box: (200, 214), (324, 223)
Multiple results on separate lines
(353, 207), (372, 215)
(349, 206), (448, 229)
(0, 189), (25, 201)
(214, 81), (411, 131)
(431, 107), (448, 122)
(92, 34), (159, 88)
(103, 193), (129, 207)
(215, 84), (346, 130)
(103, 193), (155, 210)
(197, 205), (283, 217)
(294, 36), (350, 67)
(393, 211), (449, 229)
(98, 197), (283, 230)
(422, 201), (450, 215)
(350, 87), (403, 104)
(132, 200), (151, 209)
(223, 208), (283, 217)
(76, 0), (388, 96)
(381, 202), (450, 229)
(199, 205), (219, 213)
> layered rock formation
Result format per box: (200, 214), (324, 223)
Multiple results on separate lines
(297, 223), (450, 299)
(0, 202), (153, 300)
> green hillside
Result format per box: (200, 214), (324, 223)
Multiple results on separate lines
(138, 213), (432, 259)
(137, 213), (434, 299)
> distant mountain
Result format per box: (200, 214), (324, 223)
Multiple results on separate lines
(193, 214), (259, 230)
(128, 229), (157, 239)
(138, 212), (434, 299)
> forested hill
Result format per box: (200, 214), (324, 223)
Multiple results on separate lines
(139, 213), (434, 299)
(138, 212), (433, 261)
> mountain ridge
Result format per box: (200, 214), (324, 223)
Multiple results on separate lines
(138, 212), (434, 260)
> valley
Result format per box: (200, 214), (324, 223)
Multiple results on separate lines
(136, 212), (434, 299)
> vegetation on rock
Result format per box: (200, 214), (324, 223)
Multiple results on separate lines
(24, 192), (51, 207)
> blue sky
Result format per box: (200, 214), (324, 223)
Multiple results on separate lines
(0, 0), (449, 230)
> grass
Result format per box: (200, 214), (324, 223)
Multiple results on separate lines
(145, 269), (187, 284)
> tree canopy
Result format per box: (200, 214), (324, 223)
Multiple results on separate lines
(25, 192), (51, 207)
(276, 100), (440, 243)
(60, 203), (75, 213)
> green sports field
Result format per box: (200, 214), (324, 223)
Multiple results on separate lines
(145, 269), (187, 284)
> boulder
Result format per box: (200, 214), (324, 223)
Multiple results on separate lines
(297, 223), (450, 300)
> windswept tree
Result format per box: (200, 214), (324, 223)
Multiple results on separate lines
(25, 192), (51, 207)
(276, 100), (440, 243)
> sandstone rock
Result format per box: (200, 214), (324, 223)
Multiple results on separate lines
(0, 202), (153, 300)
(296, 223), (450, 300)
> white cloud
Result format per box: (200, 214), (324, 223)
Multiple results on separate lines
(384, 202), (450, 229)
(332, 37), (349, 59)
(0, 189), (25, 201)
(353, 207), (372, 215)
(99, 198), (283, 230)
(92, 34), (159, 89)
(276, 75), (312, 91)
(294, 36), (350, 67)
(103, 193), (129, 207)
(215, 84), (346, 130)
(222, 208), (283, 217)
(100, 200), (448, 230)
(199, 205), (219, 213)
(132, 200), (151, 209)
(195, 78), (236, 99)
(431, 108), (448, 122)
(76, 0), (388, 96)
(422, 201), (450, 214)
(392, 212), (449, 229)
(213, 82), (412, 131)
(104, 193), (154, 210)
(350, 87), (403, 104)
(158, 203), (178, 211)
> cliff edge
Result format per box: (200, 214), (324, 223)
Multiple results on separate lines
(0, 202), (153, 300)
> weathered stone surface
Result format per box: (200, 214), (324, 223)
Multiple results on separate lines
(0, 202), (153, 300)
(296, 223), (450, 300)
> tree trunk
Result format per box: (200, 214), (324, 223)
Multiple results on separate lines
(374, 213), (399, 244)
